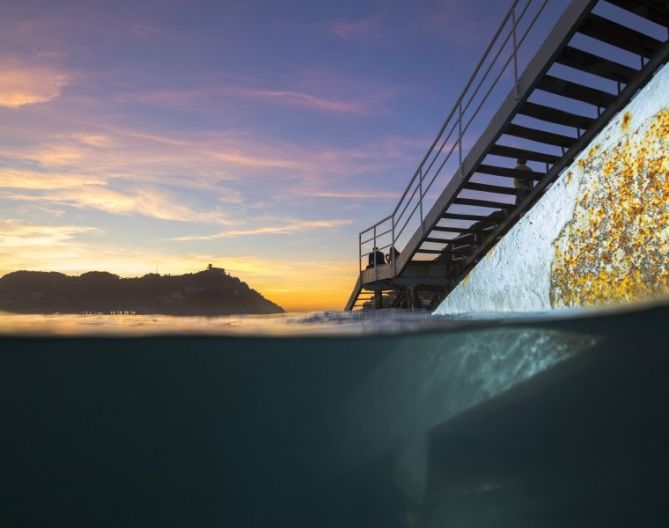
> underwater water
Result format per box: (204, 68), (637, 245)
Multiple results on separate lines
(1, 302), (668, 527)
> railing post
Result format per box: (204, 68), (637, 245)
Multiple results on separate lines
(511, 1), (520, 99)
(418, 168), (424, 232)
(359, 232), (362, 274)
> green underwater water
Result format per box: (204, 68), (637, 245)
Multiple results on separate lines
(1, 302), (668, 527)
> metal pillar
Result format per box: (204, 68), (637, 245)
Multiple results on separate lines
(374, 290), (383, 310)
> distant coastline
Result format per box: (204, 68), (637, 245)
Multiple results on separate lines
(0, 266), (283, 316)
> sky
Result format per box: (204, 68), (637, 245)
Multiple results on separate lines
(0, 0), (548, 311)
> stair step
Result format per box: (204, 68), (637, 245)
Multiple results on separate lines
(451, 233), (481, 243)
(476, 164), (544, 180)
(537, 75), (615, 107)
(445, 243), (476, 251)
(463, 181), (520, 195)
(579, 14), (663, 58)
(424, 237), (452, 244)
(488, 144), (560, 164)
(606, 0), (669, 28)
(556, 46), (637, 84)
(442, 212), (499, 221)
(518, 102), (594, 129)
(432, 226), (470, 233)
(504, 123), (575, 148)
(416, 249), (444, 254)
(453, 197), (515, 209)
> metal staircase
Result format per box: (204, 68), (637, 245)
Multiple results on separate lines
(346, 0), (669, 311)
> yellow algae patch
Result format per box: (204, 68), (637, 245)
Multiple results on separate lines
(550, 108), (669, 308)
(565, 171), (573, 184)
(621, 111), (632, 132)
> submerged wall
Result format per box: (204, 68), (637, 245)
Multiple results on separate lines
(436, 62), (669, 314)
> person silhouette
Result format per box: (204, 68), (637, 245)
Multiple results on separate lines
(367, 247), (386, 268)
(513, 158), (533, 204)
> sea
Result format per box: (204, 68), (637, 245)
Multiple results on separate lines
(1, 301), (668, 527)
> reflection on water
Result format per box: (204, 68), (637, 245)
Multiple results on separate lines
(1, 302), (668, 527)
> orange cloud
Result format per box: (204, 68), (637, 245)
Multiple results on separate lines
(73, 133), (114, 147)
(0, 220), (100, 248)
(0, 169), (103, 189)
(0, 57), (69, 108)
(0, 174), (232, 225)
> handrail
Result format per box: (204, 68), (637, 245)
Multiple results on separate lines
(357, 0), (552, 275)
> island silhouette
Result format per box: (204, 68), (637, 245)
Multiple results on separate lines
(0, 265), (283, 315)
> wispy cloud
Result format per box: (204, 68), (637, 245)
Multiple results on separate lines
(234, 88), (367, 114)
(307, 190), (400, 200)
(0, 220), (100, 248)
(0, 56), (70, 108)
(171, 219), (351, 241)
(131, 21), (160, 38)
(0, 166), (232, 225)
(0, 168), (104, 189)
(2, 184), (230, 225)
(332, 16), (381, 39)
(72, 133), (114, 147)
(123, 84), (374, 115)
(421, 1), (489, 46)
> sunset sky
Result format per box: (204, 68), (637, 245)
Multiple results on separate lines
(0, 0), (560, 311)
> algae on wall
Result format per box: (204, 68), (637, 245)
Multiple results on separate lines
(435, 63), (669, 315)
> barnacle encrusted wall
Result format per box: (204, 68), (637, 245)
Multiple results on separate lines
(435, 63), (669, 314)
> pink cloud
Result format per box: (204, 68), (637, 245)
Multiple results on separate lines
(123, 84), (372, 115)
(131, 22), (160, 38)
(332, 16), (381, 39)
(0, 56), (70, 108)
(238, 88), (367, 114)
(422, 2), (485, 46)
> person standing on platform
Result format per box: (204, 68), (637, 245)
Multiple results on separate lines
(513, 158), (533, 204)
(367, 247), (386, 268)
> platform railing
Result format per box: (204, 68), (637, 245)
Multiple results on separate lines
(359, 0), (551, 276)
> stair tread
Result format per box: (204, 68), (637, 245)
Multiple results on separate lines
(504, 123), (575, 148)
(463, 181), (521, 195)
(415, 249), (445, 254)
(579, 14), (663, 58)
(442, 212), (502, 221)
(477, 164), (544, 180)
(518, 101), (594, 129)
(537, 75), (616, 107)
(556, 46), (637, 84)
(488, 144), (560, 164)
(432, 226), (470, 232)
(606, 0), (669, 28)
(453, 197), (515, 209)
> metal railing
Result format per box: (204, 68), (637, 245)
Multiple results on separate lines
(358, 0), (552, 276)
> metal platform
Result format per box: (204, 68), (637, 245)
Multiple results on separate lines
(346, 0), (669, 311)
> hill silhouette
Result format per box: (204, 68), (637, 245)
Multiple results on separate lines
(0, 266), (283, 315)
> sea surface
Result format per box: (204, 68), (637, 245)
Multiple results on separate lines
(2, 302), (668, 527)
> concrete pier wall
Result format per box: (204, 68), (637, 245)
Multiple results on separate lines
(435, 62), (669, 315)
